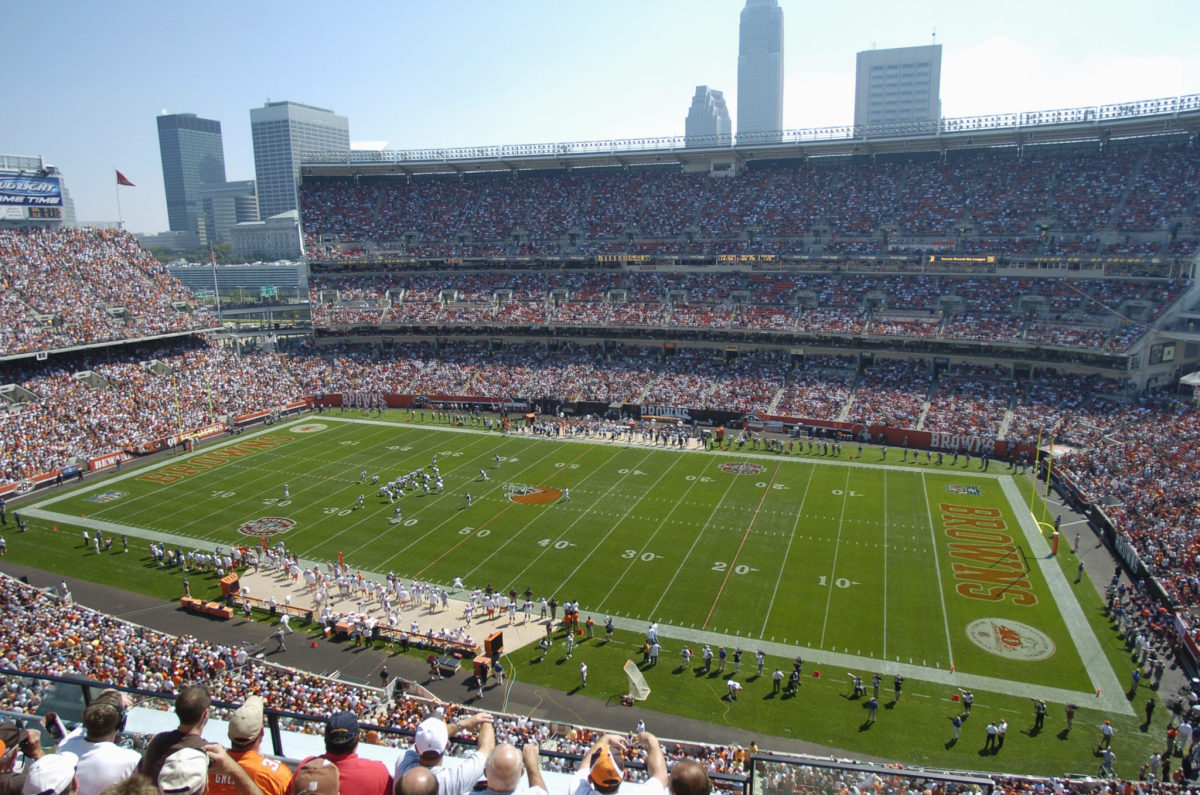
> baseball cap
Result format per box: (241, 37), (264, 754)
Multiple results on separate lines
(414, 717), (449, 757)
(21, 752), (78, 795)
(0, 722), (30, 754)
(588, 744), (623, 789)
(292, 757), (340, 794)
(157, 747), (210, 795)
(325, 712), (359, 745)
(228, 695), (265, 742)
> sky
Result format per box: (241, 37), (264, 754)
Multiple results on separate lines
(3, 0), (1198, 234)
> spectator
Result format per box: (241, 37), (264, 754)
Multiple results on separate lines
(479, 744), (546, 795)
(18, 752), (78, 795)
(394, 714), (494, 795)
(572, 732), (667, 795)
(667, 761), (709, 795)
(209, 696), (291, 795)
(291, 758), (339, 795)
(56, 696), (140, 795)
(290, 713), (390, 795)
(137, 685), (211, 782)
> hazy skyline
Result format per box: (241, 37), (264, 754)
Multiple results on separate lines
(4, 0), (1197, 234)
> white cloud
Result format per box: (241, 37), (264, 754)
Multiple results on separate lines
(942, 36), (1195, 119)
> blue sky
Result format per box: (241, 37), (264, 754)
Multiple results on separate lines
(4, 0), (1197, 233)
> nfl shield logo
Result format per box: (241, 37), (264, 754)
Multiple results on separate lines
(946, 484), (982, 496)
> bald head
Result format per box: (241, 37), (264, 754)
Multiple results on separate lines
(669, 761), (710, 795)
(485, 743), (524, 792)
(397, 766), (438, 795)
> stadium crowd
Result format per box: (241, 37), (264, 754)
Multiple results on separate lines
(307, 269), (1184, 351)
(0, 228), (214, 356)
(299, 142), (1200, 260)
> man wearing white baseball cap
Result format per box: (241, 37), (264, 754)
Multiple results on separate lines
(20, 752), (78, 795)
(393, 712), (495, 795)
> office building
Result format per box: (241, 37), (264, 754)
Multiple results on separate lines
(199, 180), (259, 244)
(231, 210), (303, 260)
(251, 101), (349, 218)
(737, 0), (784, 144)
(854, 44), (942, 132)
(685, 86), (732, 147)
(157, 113), (227, 236)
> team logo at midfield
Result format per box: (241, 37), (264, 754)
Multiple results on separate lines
(86, 490), (127, 503)
(946, 484), (982, 496)
(238, 517), (296, 537)
(504, 483), (563, 505)
(720, 462), (766, 475)
(966, 618), (1055, 661)
(292, 423), (327, 433)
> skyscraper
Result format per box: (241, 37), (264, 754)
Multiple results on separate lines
(198, 180), (259, 245)
(685, 86), (732, 147)
(737, 0), (784, 144)
(854, 44), (942, 132)
(157, 113), (227, 236)
(250, 101), (350, 219)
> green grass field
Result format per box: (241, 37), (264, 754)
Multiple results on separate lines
(26, 413), (1115, 692)
(10, 411), (1169, 777)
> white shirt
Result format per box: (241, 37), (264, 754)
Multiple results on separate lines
(58, 735), (141, 795)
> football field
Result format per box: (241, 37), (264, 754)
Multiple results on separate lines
(25, 412), (1126, 711)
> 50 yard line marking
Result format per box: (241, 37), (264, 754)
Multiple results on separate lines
(701, 461), (783, 630)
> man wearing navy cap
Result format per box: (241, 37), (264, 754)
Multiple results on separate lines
(290, 712), (390, 795)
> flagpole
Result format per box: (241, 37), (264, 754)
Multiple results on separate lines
(114, 168), (124, 228)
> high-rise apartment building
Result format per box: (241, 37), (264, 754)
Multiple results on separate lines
(685, 86), (732, 147)
(156, 113), (227, 236)
(250, 101), (350, 219)
(736, 0), (784, 144)
(854, 44), (942, 132)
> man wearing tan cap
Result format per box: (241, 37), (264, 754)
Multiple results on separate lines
(209, 696), (292, 795)
(292, 758), (339, 795)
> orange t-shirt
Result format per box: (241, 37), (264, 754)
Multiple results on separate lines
(208, 748), (293, 795)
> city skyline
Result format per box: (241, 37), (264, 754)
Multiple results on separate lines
(2, 0), (1197, 234)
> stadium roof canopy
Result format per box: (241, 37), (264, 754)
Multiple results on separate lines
(302, 93), (1200, 179)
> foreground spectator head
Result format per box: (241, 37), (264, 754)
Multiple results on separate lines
(483, 744), (522, 792)
(21, 751), (78, 795)
(227, 695), (265, 749)
(293, 757), (340, 795)
(157, 747), (209, 794)
(413, 718), (448, 762)
(81, 701), (124, 739)
(586, 744), (624, 794)
(324, 712), (359, 755)
(668, 760), (710, 795)
(96, 775), (157, 795)
(395, 767), (436, 795)
(175, 686), (211, 728)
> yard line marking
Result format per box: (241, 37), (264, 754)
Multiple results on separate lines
(548, 451), (684, 597)
(701, 461), (783, 629)
(645, 459), (739, 620)
(818, 469), (851, 647)
(758, 463), (817, 637)
(882, 469), (889, 659)
(920, 471), (955, 669)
